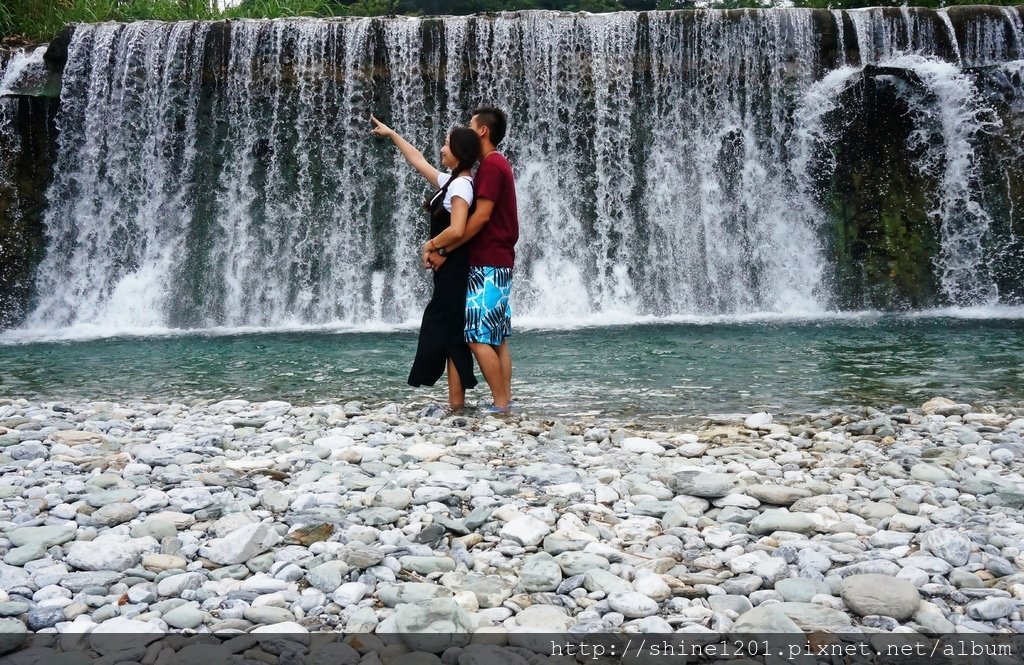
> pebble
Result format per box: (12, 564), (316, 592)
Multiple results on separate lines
(0, 395), (1017, 645)
(607, 591), (659, 618)
(840, 574), (922, 620)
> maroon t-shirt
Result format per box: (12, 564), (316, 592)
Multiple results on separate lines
(469, 151), (518, 268)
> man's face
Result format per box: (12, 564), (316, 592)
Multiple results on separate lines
(469, 115), (485, 140)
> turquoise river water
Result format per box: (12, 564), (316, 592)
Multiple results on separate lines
(1, 314), (1022, 424)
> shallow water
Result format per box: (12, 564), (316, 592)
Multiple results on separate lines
(2, 315), (1022, 424)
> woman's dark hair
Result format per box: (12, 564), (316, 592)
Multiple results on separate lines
(424, 126), (481, 214)
(447, 126), (482, 178)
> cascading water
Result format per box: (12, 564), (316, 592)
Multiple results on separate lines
(889, 54), (1002, 305)
(0, 47), (47, 196)
(12, 8), (1024, 336)
(1, 46), (51, 329)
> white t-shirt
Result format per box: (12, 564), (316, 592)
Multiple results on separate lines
(433, 173), (474, 212)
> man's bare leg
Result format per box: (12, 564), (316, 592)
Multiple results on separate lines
(469, 342), (510, 409)
(497, 340), (512, 402)
(446, 358), (465, 410)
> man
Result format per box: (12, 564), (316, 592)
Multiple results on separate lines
(422, 107), (518, 413)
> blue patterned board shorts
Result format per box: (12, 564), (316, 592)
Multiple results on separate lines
(465, 266), (513, 346)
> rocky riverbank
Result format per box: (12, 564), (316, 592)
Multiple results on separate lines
(0, 395), (1023, 655)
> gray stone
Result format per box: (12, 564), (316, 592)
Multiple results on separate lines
(621, 437), (665, 455)
(839, 574), (921, 620)
(199, 523), (281, 565)
(441, 573), (513, 609)
(762, 602), (853, 631)
(7, 441), (47, 460)
(340, 543), (385, 569)
(889, 513), (932, 532)
(85, 488), (138, 508)
(3, 545), (44, 567)
(708, 595), (753, 615)
(260, 490), (291, 512)
(853, 501), (899, 520)
(910, 463), (958, 483)
(307, 643), (360, 665)
(91, 502), (140, 527)
(744, 484), (812, 506)
(162, 603), (205, 629)
(966, 598), (1017, 621)
(174, 645), (234, 665)
(463, 506), (494, 531)
(333, 581), (369, 606)
(400, 556), (456, 575)
(61, 571), (122, 592)
(920, 528), (971, 566)
(898, 555), (953, 575)
(607, 591), (659, 618)
(775, 578), (831, 603)
(554, 552), (610, 577)
(130, 444), (179, 466)
(132, 517), (180, 540)
(358, 507), (402, 526)
(499, 516), (550, 547)
(720, 574), (764, 595)
(985, 556), (1016, 578)
(520, 553), (562, 592)
(0, 618), (27, 656)
(380, 583), (454, 607)
(583, 569), (633, 595)
(556, 574), (585, 595)
(88, 617), (164, 654)
(914, 608), (956, 633)
(27, 606), (64, 630)
(142, 553), (187, 571)
(0, 602), (29, 617)
(671, 471), (741, 498)
(949, 570), (985, 589)
(65, 537), (143, 571)
(748, 509), (818, 534)
(394, 599), (473, 653)
(157, 572), (205, 597)
(732, 605), (803, 633)
(345, 607), (379, 633)
(306, 560), (350, 592)
(243, 606), (296, 624)
(833, 561), (902, 578)
(7, 525), (77, 549)
(515, 604), (571, 631)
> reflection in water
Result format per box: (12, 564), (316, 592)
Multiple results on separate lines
(0, 317), (1021, 424)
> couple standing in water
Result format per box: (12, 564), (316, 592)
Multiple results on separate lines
(371, 107), (518, 415)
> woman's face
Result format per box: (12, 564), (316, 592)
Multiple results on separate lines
(440, 134), (457, 169)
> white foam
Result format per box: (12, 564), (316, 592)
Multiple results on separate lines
(3, 306), (1021, 347)
(0, 46), (47, 96)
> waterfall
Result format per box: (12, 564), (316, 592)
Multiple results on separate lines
(887, 54), (1001, 305)
(1, 46), (50, 329)
(13, 8), (1024, 335)
(1, 47), (47, 192)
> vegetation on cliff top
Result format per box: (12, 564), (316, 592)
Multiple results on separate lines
(2, 0), (1021, 44)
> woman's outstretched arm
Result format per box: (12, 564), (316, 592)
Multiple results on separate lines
(370, 114), (440, 185)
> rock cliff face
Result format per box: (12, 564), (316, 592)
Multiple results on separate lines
(1, 8), (1022, 331)
(0, 46), (57, 329)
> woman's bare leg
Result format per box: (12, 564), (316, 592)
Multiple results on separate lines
(447, 358), (466, 410)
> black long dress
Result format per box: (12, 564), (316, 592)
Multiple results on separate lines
(407, 177), (479, 390)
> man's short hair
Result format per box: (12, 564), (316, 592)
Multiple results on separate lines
(472, 106), (507, 146)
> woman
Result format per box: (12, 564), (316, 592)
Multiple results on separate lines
(370, 114), (481, 410)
